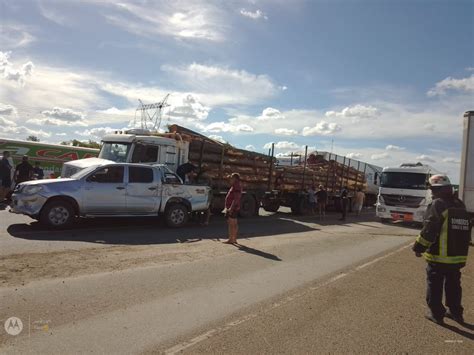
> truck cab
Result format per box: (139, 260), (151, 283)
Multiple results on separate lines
(62, 129), (189, 177)
(376, 163), (437, 223)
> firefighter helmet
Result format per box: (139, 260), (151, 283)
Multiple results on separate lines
(429, 174), (451, 187)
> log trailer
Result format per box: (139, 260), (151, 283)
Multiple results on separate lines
(62, 125), (367, 217)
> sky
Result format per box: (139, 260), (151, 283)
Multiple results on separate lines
(0, 0), (473, 182)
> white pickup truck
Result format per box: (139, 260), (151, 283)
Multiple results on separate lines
(11, 163), (211, 229)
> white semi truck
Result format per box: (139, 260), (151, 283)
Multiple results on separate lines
(376, 163), (438, 223)
(459, 110), (474, 217)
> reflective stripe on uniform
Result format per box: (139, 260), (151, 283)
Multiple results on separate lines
(439, 210), (449, 257)
(416, 235), (432, 247)
(423, 253), (467, 264)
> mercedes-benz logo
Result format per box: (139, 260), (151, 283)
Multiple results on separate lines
(398, 196), (406, 202)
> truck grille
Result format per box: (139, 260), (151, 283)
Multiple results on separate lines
(382, 194), (424, 208)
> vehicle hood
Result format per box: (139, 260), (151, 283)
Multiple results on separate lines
(64, 157), (114, 168)
(19, 178), (76, 187)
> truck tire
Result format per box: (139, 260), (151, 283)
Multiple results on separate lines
(40, 199), (75, 229)
(165, 203), (189, 228)
(239, 194), (257, 218)
(263, 200), (280, 213)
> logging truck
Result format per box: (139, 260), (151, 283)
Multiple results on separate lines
(61, 125), (368, 217)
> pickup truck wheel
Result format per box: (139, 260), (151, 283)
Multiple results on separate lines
(239, 195), (257, 218)
(40, 200), (74, 229)
(165, 203), (189, 228)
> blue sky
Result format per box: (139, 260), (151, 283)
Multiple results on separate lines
(1, 0), (473, 182)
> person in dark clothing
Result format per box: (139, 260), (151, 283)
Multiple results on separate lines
(339, 186), (349, 221)
(176, 162), (196, 183)
(15, 155), (33, 184)
(223, 173), (242, 244)
(33, 162), (44, 180)
(412, 174), (471, 325)
(0, 151), (13, 201)
(316, 185), (328, 220)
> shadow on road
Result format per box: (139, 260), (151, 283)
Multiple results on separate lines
(441, 322), (474, 340)
(5, 211), (380, 246)
(233, 243), (282, 261)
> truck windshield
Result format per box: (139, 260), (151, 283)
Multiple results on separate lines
(99, 142), (131, 162)
(380, 172), (428, 190)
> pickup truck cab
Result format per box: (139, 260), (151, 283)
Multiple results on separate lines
(10, 163), (211, 229)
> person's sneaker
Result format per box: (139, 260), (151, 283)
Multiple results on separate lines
(445, 310), (464, 324)
(425, 313), (445, 325)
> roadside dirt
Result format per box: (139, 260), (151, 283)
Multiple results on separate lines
(0, 239), (232, 287)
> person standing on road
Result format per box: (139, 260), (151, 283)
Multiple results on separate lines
(308, 185), (317, 215)
(15, 155), (34, 184)
(412, 174), (471, 325)
(33, 162), (44, 180)
(0, 151), (13, 202)
(354, 188), (365, 216)
(316, 185), (328, 220)
(339, 186), (349, 221)
(176, 162), (197, 184)
(223, 173), (242, 244)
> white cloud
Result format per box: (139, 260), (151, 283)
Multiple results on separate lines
(239, 8), (268, 20)
(165, 94), (210, 122)
(0, 51), (34, 85)
(416, 154), (436, 163)
(99, 1), (228, 42)
(0, 116), (17, 127)
(208, 134), (226, 143)
(75, 127), (117, 141)
(201, 121), (254, 133)
(427, 74), (474, 96)
(161, 63), (280, 106)
(0, 103), (18, 116)
(0, 24), (35, 48)
(263, 141), (300, 151)
(41, 107), (86, 122)
(371, 153), (390, 160)
(442, 157), (461, 164)
(325, 104), (380, 120)
(346, 153), (363, 159)
(386, 144), (405, 151)
(257, 107), (285, 120)
(275, 128), (298, 136)
(302, 121), (341, 136)
(0, 116), (51, 139)
(245, 144), (256, 151)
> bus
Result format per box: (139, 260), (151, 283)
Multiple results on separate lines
(0, 138), (99, 179)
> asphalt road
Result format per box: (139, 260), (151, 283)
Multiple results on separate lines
(0, 208), (472, 353)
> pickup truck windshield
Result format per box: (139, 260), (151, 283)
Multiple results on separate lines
(380, 172), (428, 190)
(99, 142), (131, 162)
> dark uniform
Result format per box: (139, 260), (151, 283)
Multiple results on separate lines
(413, 196), (471, 322)
(340, 187), (348, 220)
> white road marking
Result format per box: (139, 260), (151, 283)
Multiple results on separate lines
(356, 244), (412, 270)
(164, 242), (413, 354)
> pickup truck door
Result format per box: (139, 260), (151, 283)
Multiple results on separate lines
(82, 166), (127, 214)
(125, 166), (160, 213)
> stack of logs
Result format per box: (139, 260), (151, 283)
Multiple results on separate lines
(167, 125), (366, 192)
(275, 154), (367, 192)
(168, 124), (275, 190)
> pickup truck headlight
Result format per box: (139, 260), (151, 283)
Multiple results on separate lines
(22, 185), (43, 195)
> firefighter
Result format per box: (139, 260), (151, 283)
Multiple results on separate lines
(412, 174), (471, 325)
